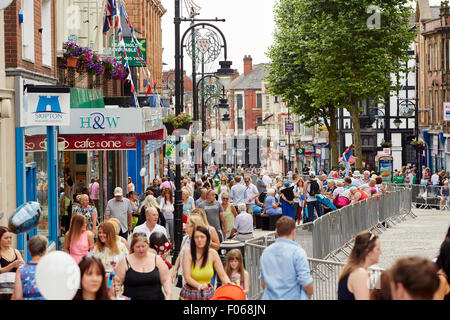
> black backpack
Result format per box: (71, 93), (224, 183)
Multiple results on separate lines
(309, 179), (320, 197)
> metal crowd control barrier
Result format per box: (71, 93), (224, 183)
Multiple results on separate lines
(244, 188), (413, 300)
(407, 184), (450, 210)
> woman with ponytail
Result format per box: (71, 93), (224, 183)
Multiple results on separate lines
(338, 230), (382, 300)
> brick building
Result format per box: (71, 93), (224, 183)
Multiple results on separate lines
(1, 0), (58, 244)
(228, 55), (265, 135)
(416, 0), (450, 171)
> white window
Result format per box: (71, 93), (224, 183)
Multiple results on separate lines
(41, 0), (52, 67)
(22, 0), (35, 62)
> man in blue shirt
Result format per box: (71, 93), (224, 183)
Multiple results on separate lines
(259, 216), (314, 300)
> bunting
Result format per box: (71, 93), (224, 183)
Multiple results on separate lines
(104, 0), (165, 106)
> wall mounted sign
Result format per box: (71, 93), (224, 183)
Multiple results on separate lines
(25, 135), (137, 152)
(444, 102), (450, 121)
(23, 91), (71, 127)
(60, 108), (143, 134)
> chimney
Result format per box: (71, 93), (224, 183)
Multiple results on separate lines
(243, 55), (253, 75)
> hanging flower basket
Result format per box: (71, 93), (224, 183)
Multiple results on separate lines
(410, 138), (425, 149)
(380, 141), (391, 148)
(66, 56), (78, 68)
(162, 113), (192, 134)
(163, 122), (175, 135)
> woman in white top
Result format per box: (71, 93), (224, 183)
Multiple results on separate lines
(160, 188), (175, 242)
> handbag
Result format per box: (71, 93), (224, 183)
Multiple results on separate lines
(176, 275), (183, 288)
(179, 283), (214, 300)
(335, 195), (350, 208)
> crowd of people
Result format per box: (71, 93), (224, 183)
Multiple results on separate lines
(1, 160), (449, 301)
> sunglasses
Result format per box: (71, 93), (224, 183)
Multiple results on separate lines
(133, 232), (148, 239)
(222, 197), (229, 200)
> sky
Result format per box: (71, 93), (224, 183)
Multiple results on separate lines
(160, 0), (278, 75)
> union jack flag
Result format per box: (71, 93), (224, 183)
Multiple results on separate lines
(103, 0), (116, 34)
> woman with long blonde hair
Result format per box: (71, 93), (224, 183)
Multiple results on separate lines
(90, 222), (129, 278)
(338, 230), (382, 300)
(64, 214), (94, 264)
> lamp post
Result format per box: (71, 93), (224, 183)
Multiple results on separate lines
(173, 3), (233, 263)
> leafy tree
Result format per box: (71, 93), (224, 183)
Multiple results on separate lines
(267, 0), (416, 170)
(267, 0), (340, 169)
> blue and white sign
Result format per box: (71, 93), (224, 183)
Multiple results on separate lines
(24, 92), (71, 126)
(444, 102), (450, 122)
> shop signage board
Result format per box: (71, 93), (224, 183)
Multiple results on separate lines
(25, 135), (137, 151)
(23, 91), (71, 127)
(113, 38), (146, 67)
(60, 108), (143, 134)
(285, 122), (294, 133)
(444, 102), (450, 121)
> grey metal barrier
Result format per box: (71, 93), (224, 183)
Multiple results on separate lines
(409, 184), (450, 210)
(244, 237), (384, 301)
(245, 188), (413, 299)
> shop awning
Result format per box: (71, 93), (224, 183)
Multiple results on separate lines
(70, 88), (105, 109)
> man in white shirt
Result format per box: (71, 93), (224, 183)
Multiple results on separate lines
(132, 207), (167, 244)
(407, 170), (415, 185)
(229, 176), (247, 210)
(431, 171), (440, 195)
(243, 175), (259, 214)
(262, 171), (272, 189)
(229, 204), (254, 242)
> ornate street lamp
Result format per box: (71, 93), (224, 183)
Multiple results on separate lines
(173, 2), (232, 263)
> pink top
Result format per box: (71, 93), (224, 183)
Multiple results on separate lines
(160, 181), (174, 190)
(89, 182), (99, 200)
(70, 231), (90, 264)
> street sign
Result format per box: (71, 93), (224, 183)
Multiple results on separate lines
(285, 122), (294, 133)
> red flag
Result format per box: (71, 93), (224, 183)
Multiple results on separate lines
(146, 85), (152, 96)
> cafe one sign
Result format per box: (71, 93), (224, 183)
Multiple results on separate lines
(25, 135), (137, 152)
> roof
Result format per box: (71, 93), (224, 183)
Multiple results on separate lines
(227, 63), (269, 90)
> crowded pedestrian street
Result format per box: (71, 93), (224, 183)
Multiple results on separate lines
(0, 0), (449, 311)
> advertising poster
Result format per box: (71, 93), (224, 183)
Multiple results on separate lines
(379, 160), (392, 184)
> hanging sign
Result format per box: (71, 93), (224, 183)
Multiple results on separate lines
(23, 90), (71, 127)
(444, 102), (450, 121)
(113, 38), (146, 67)
(165, 135), (176, 159)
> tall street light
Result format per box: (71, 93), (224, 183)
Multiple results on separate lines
(173, 2), (233, 263)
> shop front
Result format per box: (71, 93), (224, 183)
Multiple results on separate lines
(24, 105), (163, 243)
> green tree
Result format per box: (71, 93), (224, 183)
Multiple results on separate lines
(268, 0), (416, 171)
(267, 0), (340, 170)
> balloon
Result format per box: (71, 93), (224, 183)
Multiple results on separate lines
(8, 201), (41, 234)
(36, 251), (80, 300)
(139, 167), (147, 177)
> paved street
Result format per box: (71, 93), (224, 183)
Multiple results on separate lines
(376, 208), (450, 269)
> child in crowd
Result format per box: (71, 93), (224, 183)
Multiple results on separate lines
(225, 249), (249, 297)
(112, 275), (130, 300)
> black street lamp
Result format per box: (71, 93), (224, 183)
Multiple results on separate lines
(173, 2), (232, 263)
